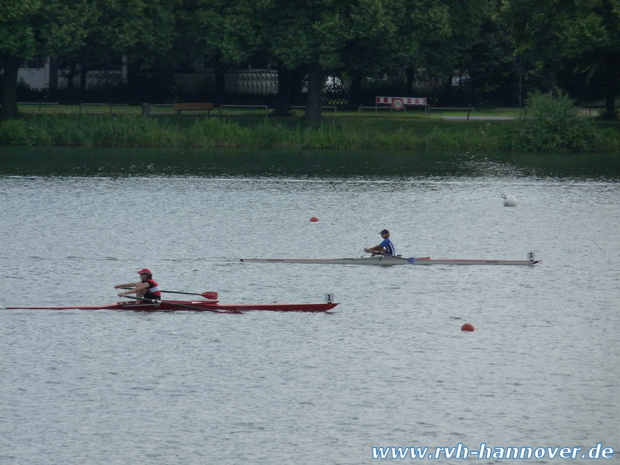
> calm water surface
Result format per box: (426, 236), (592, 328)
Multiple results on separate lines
(1, 148), (619, 464)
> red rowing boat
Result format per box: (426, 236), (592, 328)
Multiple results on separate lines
(6, 299), (338, 313)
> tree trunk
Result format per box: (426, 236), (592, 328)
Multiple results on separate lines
(212, 55), (226, 105)
(349, 72), (362, 106)
(291, 67), (305, 105)
(0, 55), (21, 120)
(80, 64), (89, 92)
(602, 52), (619, 119)
(48, 58), (58, 91)
(305, 64), (323, 125)
(66, 61), (77, 90)
(273, 62), (293, 116)
(406, 66), (415, 95)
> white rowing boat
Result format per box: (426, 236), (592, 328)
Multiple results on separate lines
(240, 256), (541, 266)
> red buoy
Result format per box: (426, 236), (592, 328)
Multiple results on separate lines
(310, 217), (319, 222)
(461, 323), (475, 332)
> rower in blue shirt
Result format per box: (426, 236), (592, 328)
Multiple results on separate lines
(366, 229), (396, 256)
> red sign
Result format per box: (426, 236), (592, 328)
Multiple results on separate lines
(391, 98), (404, 110)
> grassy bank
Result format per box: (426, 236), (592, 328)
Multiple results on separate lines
(1, 113), (619, 152)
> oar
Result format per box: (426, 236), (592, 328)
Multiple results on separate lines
(120, 288), (218, 300)
(119, 295), (224, 313)
(364, 249), (416, 264)
(161, 290), (218, 300)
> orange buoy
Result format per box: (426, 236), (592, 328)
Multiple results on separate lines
(461, 323), (475, 332)
(310, 217), (319, 222)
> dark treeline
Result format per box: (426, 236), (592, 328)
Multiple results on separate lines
(1, 0), (619, 122)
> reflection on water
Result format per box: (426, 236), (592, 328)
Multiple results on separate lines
(1, 146), (619, 179)
(1, 149), (619, 465)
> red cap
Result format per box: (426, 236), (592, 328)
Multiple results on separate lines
(137, 268), (152, 275)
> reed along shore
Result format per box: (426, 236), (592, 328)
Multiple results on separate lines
(1, 113), (619, 153)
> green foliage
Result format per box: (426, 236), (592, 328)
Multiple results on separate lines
(1, 113), (617, 152)
(0, 0), (43, 57)
(0, 119), (31, 144)
(499, 0), (620, 115)
(93, 0), (175, 62)
(0, 0), (97, 58)
(188, 118), (251, 148)
(509, 92), (603, 152)
(0, 115), (183, 147)
(181, 0), (494, 124)
(600, 126), (620, 152)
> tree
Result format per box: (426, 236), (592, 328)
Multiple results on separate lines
(341, 0), (492, 103)
(419, 0), (493, 76)
(53, 0), (176, 102)
(0, 0), (176, 118)
(184, 0), (354, 123)
(247, 0), (354, 124)
(458, 8), (532, 107)
(88, 0), (176, 102)
(176, 0), (263, 104)
(500, 0), (620, 118)
(0, 0), (97, 119)
(342, 0), (413, 101)
(181, 0), (493, 122)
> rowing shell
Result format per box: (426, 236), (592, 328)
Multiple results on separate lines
(6, 300), (338, 312)
(240, 257), (540, 266)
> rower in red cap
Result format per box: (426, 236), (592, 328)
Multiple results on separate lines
(115, 268), (162, 301)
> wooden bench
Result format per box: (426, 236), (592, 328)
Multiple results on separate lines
(172, 102), (214, 115)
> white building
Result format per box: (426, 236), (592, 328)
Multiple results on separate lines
(17, 59), (127, 90)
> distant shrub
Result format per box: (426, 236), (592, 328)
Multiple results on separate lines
(0, 119), (31, 145)
(509, 92), (603, 152)
(188, 118), (250, 147)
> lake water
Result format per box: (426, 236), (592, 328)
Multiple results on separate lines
(1, 148), (619, 464)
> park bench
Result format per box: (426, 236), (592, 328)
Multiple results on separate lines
(172, 102), (214, 115)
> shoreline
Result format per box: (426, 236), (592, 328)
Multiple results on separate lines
(1, 113), (619, 153)
(2, 146), (619, 179)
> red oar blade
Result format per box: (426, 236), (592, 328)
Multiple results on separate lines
(160, 290), (219, 299)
